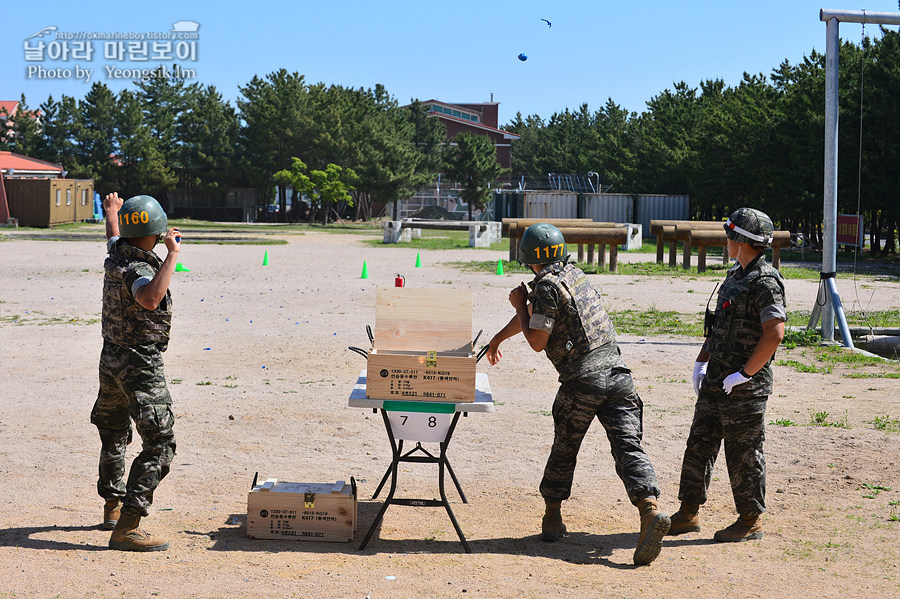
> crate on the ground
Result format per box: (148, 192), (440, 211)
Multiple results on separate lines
(247, 478), (357, 542)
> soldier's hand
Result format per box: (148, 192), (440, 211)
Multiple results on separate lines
(722, 370), (751, 394)
(486, 342), (503, 366)
(509, 282), (528, 309)
(692, 361), (708, 396)
(163, 228), (181, 253)
(104, 192), (123, 214)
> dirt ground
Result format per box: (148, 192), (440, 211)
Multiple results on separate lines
(1, 228), (898, 599)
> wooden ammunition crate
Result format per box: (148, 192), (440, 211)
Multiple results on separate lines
(247, 478), (356, 542)
(366, 288), (476, 402)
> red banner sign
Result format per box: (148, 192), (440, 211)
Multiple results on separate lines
(837, 214), (863, 246)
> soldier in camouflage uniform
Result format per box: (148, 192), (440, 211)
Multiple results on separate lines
(486, 223), (670, 566)
(93, 192), (181, 552)
(668, 208), (786, 542)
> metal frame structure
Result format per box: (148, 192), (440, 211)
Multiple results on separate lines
(815, 9), (900, 346)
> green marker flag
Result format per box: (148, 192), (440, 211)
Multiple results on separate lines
(361, 261), (369, 279)
(175, 263), (190, 272)
(496, 259), (504, 275)
(415, 252), (422, 268)
(262, 251), (269, 266)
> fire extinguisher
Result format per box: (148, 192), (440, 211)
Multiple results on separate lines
(394, 274), (405, 287)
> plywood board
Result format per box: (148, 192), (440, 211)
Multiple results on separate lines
(374, 288), (472, 352)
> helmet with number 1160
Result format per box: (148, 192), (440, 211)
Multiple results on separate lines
(518, 223), (567, 265)
(118, 195), (168, 239)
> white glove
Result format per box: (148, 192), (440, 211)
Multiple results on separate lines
(692, 361), (708, 396)
(722, 370), (751, 394)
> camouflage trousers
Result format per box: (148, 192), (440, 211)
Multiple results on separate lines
(91, 341), (176, 517)
(677, 381), (766, 516)
(540, 365), (661, 505)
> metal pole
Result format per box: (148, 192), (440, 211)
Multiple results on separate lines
(822, 15), (839, 342)
(816, 8), (900, 348)
(820, 9), (900, 25)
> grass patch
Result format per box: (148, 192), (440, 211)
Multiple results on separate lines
(363, 228), (505, 251)
(776, 359), (830, 374)
(873, 415), (900, 432)
(608, 308), (703, 336)
(782, 328), (821, 349)
(447, 258), (531, 273)
(809, 410), (850, 428)
(770, 417), (797, 427)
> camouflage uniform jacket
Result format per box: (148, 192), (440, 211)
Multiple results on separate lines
(102, 239), (172, 350)
(529, 262), (617, 381)
(704, 253), (785, 395)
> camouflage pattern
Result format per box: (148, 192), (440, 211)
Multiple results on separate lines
(94, 238), (176, 517)
(102, 239), (172, 349)
(677, 252), (785, 516)
(92, 341), (176, 517)
(677, 384), (766, 516)
(529, 263), (616, 381)
(724, 208), (774, 248)
(539, 343), (661, 504)
(530, 263), (660, 505)
(703, 254), (785, 399)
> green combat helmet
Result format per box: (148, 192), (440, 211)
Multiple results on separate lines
(724, 208), (773, 248)
(118, 195), (168, 239)
(518, 223), (567, 264)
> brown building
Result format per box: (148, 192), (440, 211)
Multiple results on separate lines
(0, 151), (94, 227)
(421, 100), (519, 170)
(397, 100), (520, 220)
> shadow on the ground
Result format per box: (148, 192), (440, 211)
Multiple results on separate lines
(202, 506), (717, 568)
(0, 524), (108, 551)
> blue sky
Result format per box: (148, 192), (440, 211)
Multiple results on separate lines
(2, 1), (898, 126)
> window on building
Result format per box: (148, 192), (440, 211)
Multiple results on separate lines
(56, 189), (61, 206)
(81, 189), (87, 206)
(66, 189), (72, 205)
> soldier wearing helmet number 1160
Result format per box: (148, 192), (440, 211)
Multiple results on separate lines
(668, 208), (786, 543)
(92, 192), (182, 552)
(486, 223), (670, 566)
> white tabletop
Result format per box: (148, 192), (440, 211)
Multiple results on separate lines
(348, 370), (494, 413)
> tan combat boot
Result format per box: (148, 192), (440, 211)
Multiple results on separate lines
(102, 498), (121, 530)
(633, 497), (670, 566)
(713, 513), (763, 542)
(667, 502), (701, 536)
(541, 500), (567, 542)
(109, 512), (169, 552)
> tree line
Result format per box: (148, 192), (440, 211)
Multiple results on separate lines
(2, 31), (898, 250)
(508, 31), (900, 254)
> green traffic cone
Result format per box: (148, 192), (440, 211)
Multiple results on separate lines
(262, 251), (269, 266)
(361, 261), (369, 279)
(496, 259), (504, 275)
(415, 252), (422, 268)
(175, 262), (190, 272)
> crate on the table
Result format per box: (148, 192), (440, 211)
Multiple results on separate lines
(247, 478), (356, 542)
(365, 288), (476, 402)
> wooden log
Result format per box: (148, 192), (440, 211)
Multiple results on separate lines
(501, 218), (592, 235)
(509, 221), (616, 262)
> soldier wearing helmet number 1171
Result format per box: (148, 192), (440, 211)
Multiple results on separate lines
(668, 207), (786, 543)
(92, 192), (181, 552)
(486, 223), (670, 566)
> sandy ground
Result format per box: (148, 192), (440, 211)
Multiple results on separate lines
(1, 228), (898, 599)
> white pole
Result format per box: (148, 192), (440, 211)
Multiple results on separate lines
(822, 15), (839, 342)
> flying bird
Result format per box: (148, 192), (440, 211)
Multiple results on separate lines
(541, 18), (551, 28)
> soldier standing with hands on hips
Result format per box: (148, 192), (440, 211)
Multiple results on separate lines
(486, 223), (670, 566)
(668, 208), (786, 542)
(92, 192), (181, 551)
